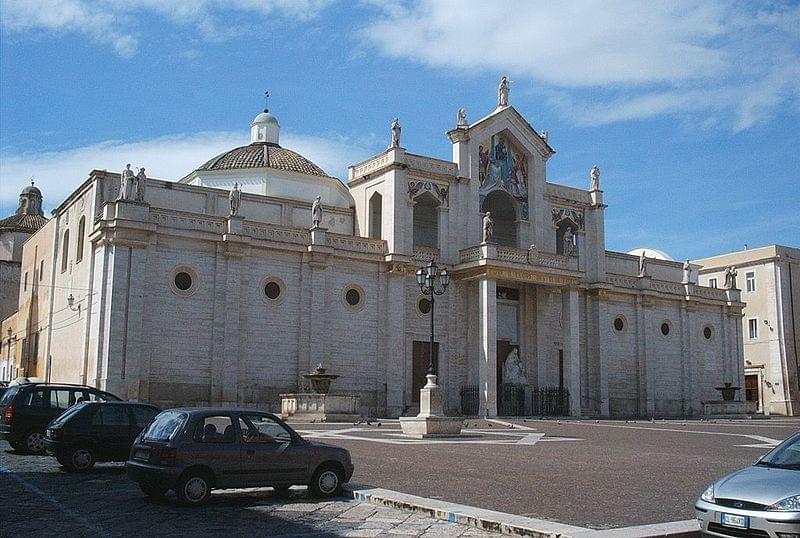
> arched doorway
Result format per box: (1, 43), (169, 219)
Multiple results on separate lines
(481, 190), (517, 247)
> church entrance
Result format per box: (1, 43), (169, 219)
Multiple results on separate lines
(412, 341), (438, 403)
(497, 341), (526, 416)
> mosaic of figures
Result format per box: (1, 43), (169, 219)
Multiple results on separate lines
(551, 207), (585, 230)
(407, 180), (449, 207)
(478, 133), (529, 219)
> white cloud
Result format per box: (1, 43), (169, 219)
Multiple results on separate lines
(1, 0), (333, 56)
(361, 0), (800, 129)
(0, 131), (375, 211)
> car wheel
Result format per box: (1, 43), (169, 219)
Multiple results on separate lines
(63, 447), (95, 473)
(24, 430), (46, 455)
(310, 465), (343, 497)
(176, 471), (212, 506)
(139, 482), (169, 498)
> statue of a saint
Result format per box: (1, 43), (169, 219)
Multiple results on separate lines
(724, 265), (738, 290)
(502, 348), (527, 385)
(682, 259), (691, 284)
(540, 130), (549, 143)
(118, 163), (134, 201)
(229, 182), (241, 216)
(498, 76), (510, 107)
(311, 195), (322, 228)
(563, 227), (574, 256)
(134, 167), (147, 202)
(482, 212), (494, 243)
(638, 251), (648, 277)
(390, 118), (401, 148)
(457, 108), (468, 127)
(590, 165), (601, 191)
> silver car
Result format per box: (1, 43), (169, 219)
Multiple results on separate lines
(695, 431), (800, 537)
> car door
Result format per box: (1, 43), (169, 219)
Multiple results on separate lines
(91, 405), (135, 460)
(21, 387), (54, 433)
(191, 414), (242, 488)
(130, 405), (159, 446)
(238, 414), (310, 486)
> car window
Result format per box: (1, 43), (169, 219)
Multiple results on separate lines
(239, 415), (292, 444)
(761, 433), (800, 467)
(143, 411), (187, 441)
(193, 415), (236, 443)
(0, 387), (18, 406)
(132, 406), (159, 429)
(50, 402), (87, 425)
(91, 405), (130, 427)
(50, 389), (76, 410)
(24, 388), (48, 408)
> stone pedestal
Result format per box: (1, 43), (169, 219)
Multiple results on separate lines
(280, 393), (360, 423)
(400, 375), (463, 438)
(702, 400), (758, 416)
(227, 214), (244, 235)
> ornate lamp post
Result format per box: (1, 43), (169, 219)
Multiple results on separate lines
(415, 260), (450, 380)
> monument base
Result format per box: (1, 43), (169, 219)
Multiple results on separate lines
(280, 393), (360, 423)
(702, 400), (757, 416)
(399, 374), (463, 438)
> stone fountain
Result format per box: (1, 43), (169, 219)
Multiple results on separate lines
(280, 364), (360, 422)
(702, 381), (755, 416)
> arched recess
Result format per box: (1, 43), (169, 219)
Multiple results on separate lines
(413, 192), (439, 249)
(61, 229), (70, 273)
(555, 218), (578, 255)
(481, 190), (517, 247)
(369, 192), (382, 239)
(76, 216), (86, 263)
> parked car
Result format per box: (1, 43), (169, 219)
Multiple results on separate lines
(126, 408), (354, 505)
(0, 383), (122, 454)
(695, 431), (800, 537)
(43, 401), (160, 472)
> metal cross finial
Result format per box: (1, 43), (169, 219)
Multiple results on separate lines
(264, 91), (270, 112)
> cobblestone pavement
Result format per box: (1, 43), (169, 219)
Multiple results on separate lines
(0, 441), (496, 537)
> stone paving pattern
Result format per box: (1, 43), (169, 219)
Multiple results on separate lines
(0, 441), (497, 537)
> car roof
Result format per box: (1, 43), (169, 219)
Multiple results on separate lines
(83, 401), (159, 407)
(166, 407), (279, 416)
(16, 383), (110, 390)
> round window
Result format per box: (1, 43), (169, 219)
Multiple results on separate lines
(174, 272), (192, 291)
(265, 281), (281, 300)
(704, 326), (713, 340)
(613, 317), (625, 332)
(661, 322), (670, 336)
(418, 297), (432, 314)
(345, 288), (361, 306)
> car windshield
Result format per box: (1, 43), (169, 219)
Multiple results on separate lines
(0, 387), (17, 406)
(757, 433), (800, 469)
(50, 402), (88, 425)
(143, 411), (188, 441)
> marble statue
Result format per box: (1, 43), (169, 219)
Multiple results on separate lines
(682, 259), (691, 284)
(457, 108), (468, 127)
(118, 164), (134, 201)
(502, 348), (527, 385)
(482, 212), (494, 243)
(229, 182), (241, 216)
(311, 195), (322, 228)
(540, 130), (549, 143)
(638, 251), (648, 277)
(390, 118), (401, 148)
(590, 165), (601, 191)
(724, 265), (738, 290)
(563, 227), (575, 256)
(498, 76), (509, 107)
(134, 167), (147, 202)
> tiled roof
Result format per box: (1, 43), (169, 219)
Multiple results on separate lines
(0, 212), (48, 233)
(198, 142), (328, 177)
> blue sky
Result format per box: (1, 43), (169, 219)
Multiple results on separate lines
(1, 0), (798, 259)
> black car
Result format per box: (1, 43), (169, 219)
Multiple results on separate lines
(44, 401), (160, 472)
(0, 383), (122, 454)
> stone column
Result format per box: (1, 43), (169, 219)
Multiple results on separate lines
(384, 270), (406, 417)
(478, 278), (497, 417)
(562, 287), (581, 416)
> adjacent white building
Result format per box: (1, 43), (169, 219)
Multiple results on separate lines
(1, 88), (746, 417)
(694, 246), (800, 415)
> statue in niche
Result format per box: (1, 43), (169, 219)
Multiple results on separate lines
(389, 118), (401, 148)
(229, 182), (241, 216)
(498, 76), (510, 107)
(724, 265), (738, 290)
(457, 107), (468, 127)
(502, 348), (527, 385)
(482, 212), (494, 243)
(134, 167), (147, 202)
(118, 164), (134, 201)
(311, 195), (323, 228)
(682, 259), (691, 284)
(590, 165), (601, 191)
(563, 227), (575, 256)
(638, 251), (648, 277)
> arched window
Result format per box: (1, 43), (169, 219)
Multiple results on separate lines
(481, 190), (517, 247)
(412, 193), (439, 249)
(76, 216), (86, 263)
(369, 192), (382, 239)
(61, 229), (69, 273)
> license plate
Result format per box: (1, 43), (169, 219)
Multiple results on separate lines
(721, 513), (748, 529)
(134, 448), (149, 461)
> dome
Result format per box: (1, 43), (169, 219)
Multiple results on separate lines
(21, 183), (42, 196)
(627, 247), (674, 261)
(197, 142), (329, 177)
(0, 212), (48, 232)
(252, 111), (279, 125)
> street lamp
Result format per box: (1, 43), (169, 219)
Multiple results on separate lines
(415, 259), (450, 378)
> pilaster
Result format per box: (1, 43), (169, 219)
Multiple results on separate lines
(562, 287), (581, 416)
(478, 278), (497, 417)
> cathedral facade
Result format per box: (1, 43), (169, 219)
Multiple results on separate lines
(0, 89), (746, 418)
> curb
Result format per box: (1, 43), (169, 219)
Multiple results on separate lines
(344, 485), (700, 537)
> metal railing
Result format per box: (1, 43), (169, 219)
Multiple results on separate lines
(532, 386), (570, 416)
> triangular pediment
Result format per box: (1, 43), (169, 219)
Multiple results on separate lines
(462, 105), (554, 160)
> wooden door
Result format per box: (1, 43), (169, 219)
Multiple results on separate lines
(745, 374), (759, 403)
(412, 341), (439, 403)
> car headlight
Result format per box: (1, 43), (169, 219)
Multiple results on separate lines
(701, 484), (715, 503)
(768, 495), (800, 512)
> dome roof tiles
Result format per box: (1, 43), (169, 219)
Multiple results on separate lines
(198, 142), (328, 177)
(0, 212), (48, 233)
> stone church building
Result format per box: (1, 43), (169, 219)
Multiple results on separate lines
(1, 86), (746, 417)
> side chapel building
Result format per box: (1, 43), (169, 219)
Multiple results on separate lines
(0, 85), (746, 417)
